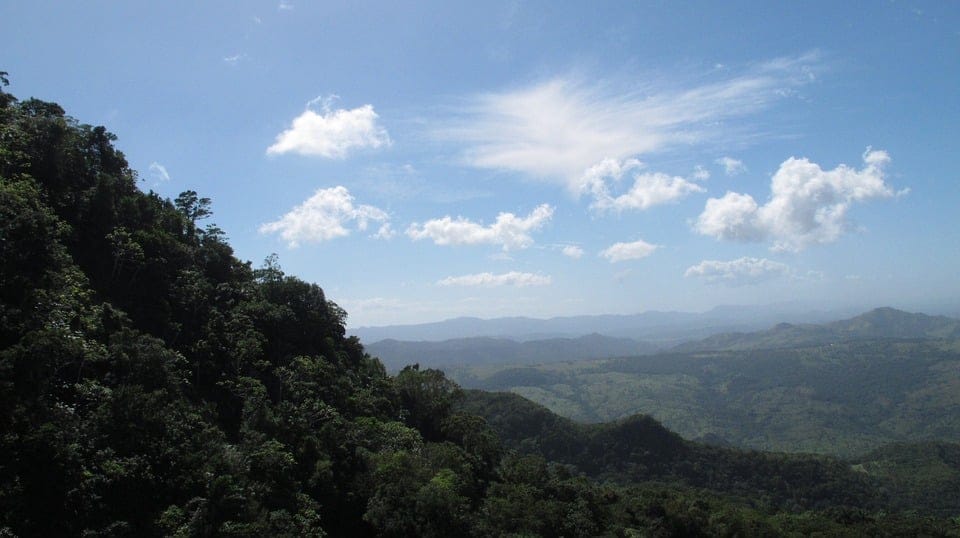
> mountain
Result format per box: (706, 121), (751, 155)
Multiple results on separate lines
(851, 441), (960, 515)
(832, 307), (960, 339)
(459, 390), (960, 517)
(366, 333), (660, 371)
(672, 307), (960, 353)
(453, 338), (960, 457)
(351, 303), (856, 344)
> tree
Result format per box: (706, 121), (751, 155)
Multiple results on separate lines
(174, 190), (212, 224)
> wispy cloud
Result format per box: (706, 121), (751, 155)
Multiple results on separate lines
(685, 257), (790, 286)
(259, 186), (390, 247)
(373, 223), (396, 240)
(267, 95), (391, 158)
(695, 148), (900, 251)
(599, 238), (658, 263)
(148, 162), (170, 183)
(355, 163), (492, 204)
(716, 156), (746, 175)
(437, 271), (551, 287)
(223, 53), (245, 67)
(278, 1), (294, 11)
(439, 53), (819, 188)
(407, 204), (553, 250)
(562, 245), (584, 259)
(692, 165), (710, 181)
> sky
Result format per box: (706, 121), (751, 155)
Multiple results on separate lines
(2, 1), (958, 327)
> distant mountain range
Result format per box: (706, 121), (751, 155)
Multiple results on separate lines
(361, 307), (960, 371)
(351, 303), (860, 344)
(367, 333), (659, 371)
(450, 309), (960, 458)
(673, 307), (960, 352)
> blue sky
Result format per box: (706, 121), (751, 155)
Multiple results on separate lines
(2, 1), (958, 327)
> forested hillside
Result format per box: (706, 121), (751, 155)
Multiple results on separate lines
(452, 338), (960, 457)
(2, 77), (959, 536)
(367, 333), (658, 371)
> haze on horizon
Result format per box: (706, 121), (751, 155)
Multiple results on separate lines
(3, 1), (957, 327)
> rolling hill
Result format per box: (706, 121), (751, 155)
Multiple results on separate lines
(672, 307), (960, 352)
(366, 333), (660, 371)
(350, 303), (856, 344)
(451, 337), (960, 457)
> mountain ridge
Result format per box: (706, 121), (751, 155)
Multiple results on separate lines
(351, 303), (862, 344)
(367, 333), (660, 371)
(673, 307), (960, 353)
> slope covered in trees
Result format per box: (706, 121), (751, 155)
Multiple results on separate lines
(452, 338), (960, 457)
(2, 77), (959, 536)
(460, 391), (960, 518)
(367, 333), (659, 372)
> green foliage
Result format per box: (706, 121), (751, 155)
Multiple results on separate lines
(453, 339), (960, 458)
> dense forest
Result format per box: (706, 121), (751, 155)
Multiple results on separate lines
(2, 75), (959, 536)
(451, 336), (960, 457)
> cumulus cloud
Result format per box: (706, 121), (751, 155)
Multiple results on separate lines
(259, 186), (390, 247)
(581, 158), (705, 213)
(148, 162), (170, 183)
(406, 204), (553, 250)
(716, 156), (746, 175)
(267, 96), (390, 158)
(437, 271), (551, 287)
(684, 257), (790, 286)
(599, 239), (658, 263)
(695, 148), (898, 251)
(695, 191), (764, 242)
(575, 157), (641, 196)
(562, 245), (584, 259)
(439, 54), (818, 187)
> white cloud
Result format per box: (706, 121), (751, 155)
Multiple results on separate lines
(716, 156), (746, 175)
(695, 148), (898, 251)
(267, 96), (391, 158)
(406, 204), (553, 250)
(582, 158), (705, 213)
(562, 245), (584, 259)
(599, 239), (658, 263)
(259, 186), (389, 247)
(692, 165), (711, 181)
(695, 191), (764, 242)
(440, 54), (818, 187)
(437, 271), (551, 287)
(373, 223), (396, 240)
(278, 1), (294, 10)
(684, 257), (790, 286)
(148, 162), (170, 183)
